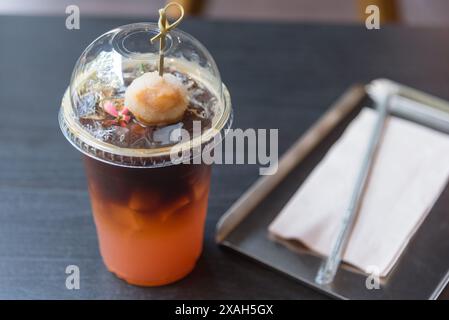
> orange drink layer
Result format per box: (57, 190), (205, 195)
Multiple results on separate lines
(84, 156), (211, 286)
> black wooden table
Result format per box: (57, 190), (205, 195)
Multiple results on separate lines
(1, 15), (449, 299)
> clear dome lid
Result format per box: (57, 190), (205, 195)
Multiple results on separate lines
(59, 22), (232, 168)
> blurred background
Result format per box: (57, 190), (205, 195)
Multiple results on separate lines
(0, 0), (448, 27)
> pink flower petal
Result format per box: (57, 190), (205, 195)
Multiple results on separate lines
(103, 101), (118, 117)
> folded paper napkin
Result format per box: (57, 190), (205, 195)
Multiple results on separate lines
(269, 108), (449, 277)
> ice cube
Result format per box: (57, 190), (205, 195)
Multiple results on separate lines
(109, 126), (130, 147)
(157, 195), (191, 223)
(85, 122), (115, 142)
(77, 92), (99, 117)
(128, 189), (162, 212)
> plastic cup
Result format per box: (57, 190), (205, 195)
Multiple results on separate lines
(59, 23), (232, 286)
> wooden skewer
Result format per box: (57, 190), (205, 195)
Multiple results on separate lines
(151, 2), (184, 76)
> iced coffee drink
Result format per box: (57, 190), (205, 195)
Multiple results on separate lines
(59, 20), (232, 286)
